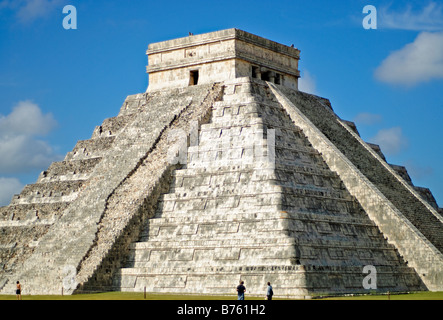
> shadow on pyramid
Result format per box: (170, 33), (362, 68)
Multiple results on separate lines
(1, 29), (442, 298)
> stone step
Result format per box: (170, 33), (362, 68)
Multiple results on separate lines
(187, 140), (318, 158)
(200, 118), (265, 131)
(281, 185), (353, 201)
(138, 226), (391, 249)
(10, 178), (81, 205)
(0, 224), (52, 275)
(189, 133), (268, 150)
(64, 136), (116, 161)
(212, 103), (258, 118)
(157, 192), (282, 213)
(127, 256), (295, 269)
(200, 118), (306, 139)
(208, 104), (305, 129)
(218, 92), (258, 105)
(8, 179), (84, 206)
(118, 264), (414, 277)
(17, 180), (85, 199)
(211, 100), (286, 117)
(143, 209), (374, 227)
(170, 170), (266, 190)
(37, 158), (101, 183)
(151, 203), (371, 220)
(133, 231), (393, 249)
(172, 163), (339, 179)
(10, 192), (79, 205)
(186, 155), (323, 170)
(194, 130), (311, 150)
(282, 196), (360, 215)
(116, 264), (422, 296)
(155, 205), (282, 217)
(276, 170), (343, 189)
(0, 224), (52, 244)
(91, 114), (136, 139)
(157, 184), (354, 210)
(139, 223), (377, 247)
(162, 183), (282, 198)
(117, 265), (305, 295)
(0, 202), (70, 221)
(117, 93), (148, 116)
(119, 265), (302, 280)
(143, 220), (288, 239)
(140, 210), (383, 237)
(125, 253), (401, 270)
(130, 239), (295, 254)
(125, 238), (401, 270)
(159, 184), (351, 206)
(186, 149), (325, 169)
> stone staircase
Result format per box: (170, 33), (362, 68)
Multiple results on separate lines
(0, 90), (162, 293)
(1, 78), (439, 297)
(271, 83), (443, 291)
(115, 79), (425, 297)
(0, 100), (141, 293)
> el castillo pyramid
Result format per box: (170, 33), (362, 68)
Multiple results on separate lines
(1, 29), (442, 298)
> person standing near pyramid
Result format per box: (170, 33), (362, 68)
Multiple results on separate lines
(266, 282), (273, 300)
(236, 281), (246, 300)
(16, 281), (22, 300)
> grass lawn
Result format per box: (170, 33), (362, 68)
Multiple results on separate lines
(0, 291), (442, 300)
(321, 291), (443, 300)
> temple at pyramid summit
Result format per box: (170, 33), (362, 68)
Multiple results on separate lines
(1, 28), (442, 298)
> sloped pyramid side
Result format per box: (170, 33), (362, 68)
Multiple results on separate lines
(108, 78), (425, 297)
(0, 104), (137, 291)
(111, 78), (309, 297)
(269, 83), (443, 291)
(0, 83), (224, 295)
(1, 77), (441, 297)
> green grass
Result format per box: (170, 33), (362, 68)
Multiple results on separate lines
(0, 291), (442, 300)
(0, 292), (257, 301)
(320, 291), (443, 300)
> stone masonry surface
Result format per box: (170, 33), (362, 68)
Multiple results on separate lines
(114, 78), (426, 297)
(0, 29), (441, 297)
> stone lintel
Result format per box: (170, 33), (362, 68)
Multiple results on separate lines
(146, 28), (300, 58)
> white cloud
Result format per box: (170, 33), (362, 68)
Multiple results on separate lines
(374, 31), (443, 86)
(0, 100), (57, 136)
(353, 112), (382, 126)
(0, 135), (60, 173)
(0, 0), (65, 24)
(370, 127), (408, 156)
(403, 160), (434, 181)
(0, 100), (61, 174)
(379, 2), (443, 31)
(0, 177), (23, 206)
(298, 70), (316, 94)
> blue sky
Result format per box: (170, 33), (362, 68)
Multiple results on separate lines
(0, 0), (442, 207)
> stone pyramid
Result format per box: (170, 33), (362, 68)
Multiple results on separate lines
(1, 29), (442, 298)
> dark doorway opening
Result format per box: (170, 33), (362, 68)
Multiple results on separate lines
(190, 70), (199, 86)
(261, 71), (270, 81)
